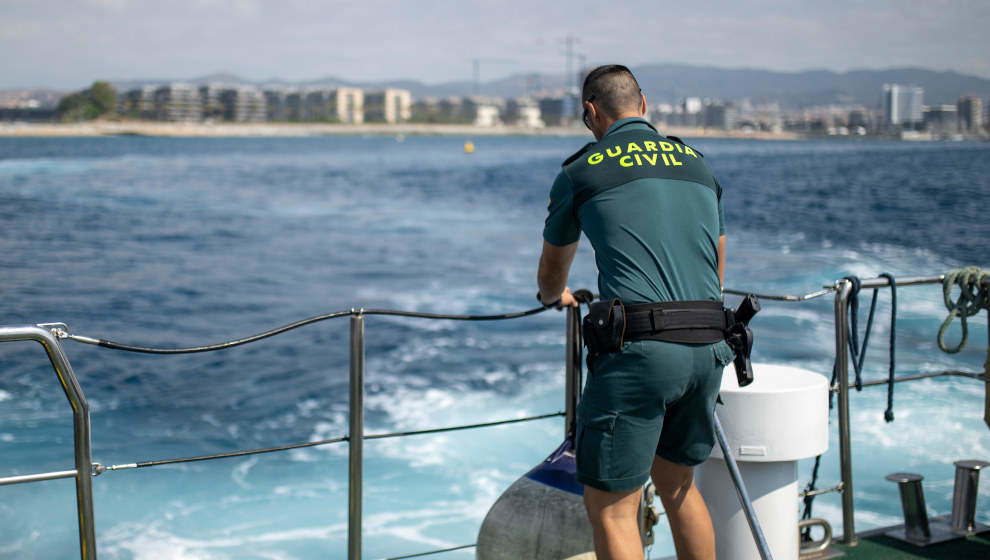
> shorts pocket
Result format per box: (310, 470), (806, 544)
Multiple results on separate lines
(713, 340), (735, 367)
(576, 404), (618, 480)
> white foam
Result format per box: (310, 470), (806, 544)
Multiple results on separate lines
(100, 520), (344, 560)
(231, 457), (258, 490)
(99, 484), (501, 559)
(0, 390), (11, 403)
(848, 378), (990, 461)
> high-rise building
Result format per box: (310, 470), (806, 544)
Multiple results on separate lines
(300, 88), (365, 123)
(538, 97), (567, 127)
(219, 87), (265, 122)
(200, 84), (225, 121)
(328, 88), (365, 124)
(302, 90), (329, 121)
(703, 101), (738, 130)
(154, 83), (201, 122)
(679, 97), (704, 127)
(264, 89), (290, 121)
(120, 86), (156, 119)
(504, 98), (543, 128)
(364, 89), (410, 124)
(285, 92), (304, 122)
(957, 96), (983, 132)
(923, 104), (958, 135)
(883, 84), (924, 127)
(473, 104), (501, 127)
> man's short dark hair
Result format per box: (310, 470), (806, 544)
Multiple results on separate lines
(582, 65), (642, 119)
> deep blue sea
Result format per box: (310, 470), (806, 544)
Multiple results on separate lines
(0, 134), (988, 559)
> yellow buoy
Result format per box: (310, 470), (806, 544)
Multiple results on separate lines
(464, 141), (475, 154)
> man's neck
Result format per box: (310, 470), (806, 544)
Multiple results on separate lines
(596, 112), (644, 139)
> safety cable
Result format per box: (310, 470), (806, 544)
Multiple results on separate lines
(723, 287), (834, 302)
(363, 411), (563, 441)
(383, 543), (476, 560)
(106, 435), (350, 471)
(96, 412), (564, 474)
(64, 306), (551, 355)
(800, 455), (823, 540)
(62, 285), (844, 356)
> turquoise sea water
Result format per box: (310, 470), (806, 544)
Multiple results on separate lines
(0, 135), (988, 558)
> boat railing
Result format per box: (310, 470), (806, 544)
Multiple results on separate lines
(0, 305), (581, 560)
(828, 275), (989, 546)
(1, 273), (988, 559)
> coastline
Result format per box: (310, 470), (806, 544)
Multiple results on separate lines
(0, 120), (803, 140)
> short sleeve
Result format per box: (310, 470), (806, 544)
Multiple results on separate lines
(543, 171), (582, 246)
(715, 177), (726, 236)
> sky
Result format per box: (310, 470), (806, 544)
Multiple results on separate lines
(2, 0), (989, 90)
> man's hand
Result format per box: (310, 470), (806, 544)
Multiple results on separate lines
(540, 286), (578, 309)
(556, 287), (578, 309)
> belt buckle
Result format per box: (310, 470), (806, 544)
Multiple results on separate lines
(649, 308), (663, 333)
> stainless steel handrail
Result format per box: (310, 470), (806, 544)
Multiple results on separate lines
(564, 305), (581, 439)
(349, 314), (365, 560)
(2, 274), (986, 558)
(833, 279), (857, 546)
(0, 325), (97, 560)
(0, 468), (79, 486)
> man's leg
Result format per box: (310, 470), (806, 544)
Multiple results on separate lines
(650, 456), (715, 560)
(583, 485), (643, 560)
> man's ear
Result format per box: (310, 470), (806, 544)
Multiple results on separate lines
(639, 93), (647, 115)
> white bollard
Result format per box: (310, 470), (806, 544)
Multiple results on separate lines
(696, 364), (829, 560)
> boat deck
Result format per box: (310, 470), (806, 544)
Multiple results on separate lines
(831, 525), (990, 560)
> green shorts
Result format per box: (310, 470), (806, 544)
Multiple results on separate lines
(575, 339), (735, 492)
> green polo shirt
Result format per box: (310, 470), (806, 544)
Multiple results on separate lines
(543, 117), (724, 304)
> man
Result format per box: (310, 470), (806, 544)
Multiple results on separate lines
(537, 65), (731, 560)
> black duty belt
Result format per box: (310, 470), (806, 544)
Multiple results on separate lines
(582, 295), (760, 386)
(624, 300), (727, 344)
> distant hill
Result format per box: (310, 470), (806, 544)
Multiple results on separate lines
(73, 65), (990, 109)
(629, 64), (990, 108)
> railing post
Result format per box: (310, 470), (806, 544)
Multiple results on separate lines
(564, 306), (582, 440)
(984, 310), (989, 430)
(833, 281), (857, 546)
(0, 326), (97, 559)
(348, 314), (365, 560)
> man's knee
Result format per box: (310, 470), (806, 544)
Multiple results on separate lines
(583, 484), (640, 524)
(650, 455), (695, 500)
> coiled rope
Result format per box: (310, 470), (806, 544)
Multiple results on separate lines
(937, 267), (990, 354)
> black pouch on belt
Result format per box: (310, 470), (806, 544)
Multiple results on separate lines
(582, 299), (626, 356)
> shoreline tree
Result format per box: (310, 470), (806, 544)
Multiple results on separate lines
(56, 81), (116, 122)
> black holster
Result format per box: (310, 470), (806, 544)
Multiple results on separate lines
(582, 299), (626, 356)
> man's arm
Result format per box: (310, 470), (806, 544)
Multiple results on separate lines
(718, 234), (726, 288)
(538, 240), (579, 307)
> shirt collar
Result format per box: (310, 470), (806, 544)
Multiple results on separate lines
(602, 117), (657, 138)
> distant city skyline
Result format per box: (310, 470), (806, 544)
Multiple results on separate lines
(2, 0), (989, 90)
